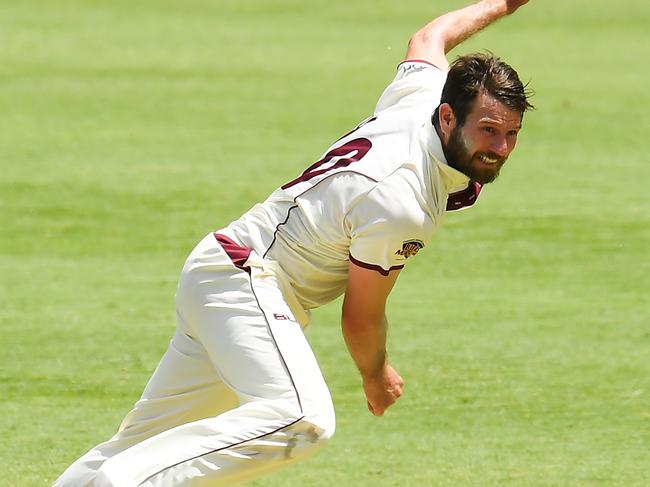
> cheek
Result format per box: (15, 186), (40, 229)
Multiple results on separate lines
(508, 137), (518, 153)
(459, 128), (483, 153)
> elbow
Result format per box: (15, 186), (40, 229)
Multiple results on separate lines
(406, 21), (450, 62)
(341, 306), (385, 334)
(407, 29), (433, 55)
(341, 307), (362, 332)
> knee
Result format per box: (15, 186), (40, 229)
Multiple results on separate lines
(295, 404), (335, 454)
(308, 411), (335, 444)
(269, 400), (335, 448)
(276, 416), (334, 464)
(302, 396), (336, 443)
(264, 396), (335, 438)
(301, 416), (335, 449)
(240, 397), (335, 457)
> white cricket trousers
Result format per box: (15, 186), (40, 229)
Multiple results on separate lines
(53, 233), (336, 486)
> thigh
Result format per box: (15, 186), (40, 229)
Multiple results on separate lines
(177, 249), (333, 429)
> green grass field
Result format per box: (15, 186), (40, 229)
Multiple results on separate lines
(1, 1), (649, 485)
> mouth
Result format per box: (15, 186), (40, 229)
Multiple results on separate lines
(477, 154), (501, 165)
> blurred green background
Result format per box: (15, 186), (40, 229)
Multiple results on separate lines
(1, 1), (648, 485)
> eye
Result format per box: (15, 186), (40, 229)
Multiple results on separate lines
(507, 129), (519, 137)
(482, 126), (496, 134)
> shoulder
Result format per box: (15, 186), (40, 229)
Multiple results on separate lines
(346, 172), (435, 274)
(374, 60), (448, 114)
(348, 169), (434, 235)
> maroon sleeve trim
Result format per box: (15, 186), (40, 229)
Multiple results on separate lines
(349, 254), (404, 277)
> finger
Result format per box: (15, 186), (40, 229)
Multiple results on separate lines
(369, 398), (388, 416)
(368, 400), (383, 416)
(387, 381), (404, 397)
(383, 392), (397, 407)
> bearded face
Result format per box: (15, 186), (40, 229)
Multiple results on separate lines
(443, 123), (505, 184)
(440, 92), (522, 185)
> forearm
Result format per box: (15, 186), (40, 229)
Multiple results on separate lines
(341, 313), (388, 379)
(342, 261), (403, 414)
(406, 0), (527, 65)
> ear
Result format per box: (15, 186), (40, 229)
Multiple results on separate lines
(438, 103), (457, 142)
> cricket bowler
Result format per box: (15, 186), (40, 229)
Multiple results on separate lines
(54, 0), (533, 485)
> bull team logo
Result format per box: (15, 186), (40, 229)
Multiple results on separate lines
(395, 239), (424, 259)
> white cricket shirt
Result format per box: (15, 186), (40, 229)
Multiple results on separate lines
(224, 61), (474, 313)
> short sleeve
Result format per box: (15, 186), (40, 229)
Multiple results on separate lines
(374, 60), (448, 114)
(347, 175), (432, 275)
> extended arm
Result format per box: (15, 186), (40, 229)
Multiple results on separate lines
(406, 0), (530, 69)
(342, 260), (404, 416)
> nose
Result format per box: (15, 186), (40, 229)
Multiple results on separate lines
(491, 136), (510, 158)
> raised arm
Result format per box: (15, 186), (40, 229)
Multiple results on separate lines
(342, 261), (403, 416)
(406, 0), (530, 69)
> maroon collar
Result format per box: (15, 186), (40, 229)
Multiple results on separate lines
(446, 181), (482, 211)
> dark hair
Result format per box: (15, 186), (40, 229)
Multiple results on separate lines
(440, 52), (534, 125)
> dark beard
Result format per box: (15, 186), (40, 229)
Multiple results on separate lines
(443, 125), (503, 185)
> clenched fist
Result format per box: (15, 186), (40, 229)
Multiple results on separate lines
(363, 364), (405, 416)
